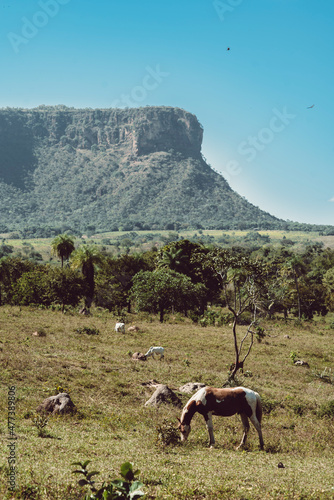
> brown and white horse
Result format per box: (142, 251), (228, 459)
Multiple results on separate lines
(178, 386), (264, 449)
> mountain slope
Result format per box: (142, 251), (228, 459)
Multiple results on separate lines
(0, 105), (282, 233)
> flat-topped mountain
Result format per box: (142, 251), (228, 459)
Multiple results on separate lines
(0, 105), (282, 234)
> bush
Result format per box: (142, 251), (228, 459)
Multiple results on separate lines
(75, 327), (100, 336)
(197, 310), (233, 327)
(156, 419), (180, 449)
(72, 459), (145, 499)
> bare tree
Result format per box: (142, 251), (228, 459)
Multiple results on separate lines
(208, 249), (266, 382)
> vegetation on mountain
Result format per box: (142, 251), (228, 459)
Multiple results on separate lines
(2, 105), (332, 237)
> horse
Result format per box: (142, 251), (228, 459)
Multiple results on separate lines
(177, 386), (264, 449)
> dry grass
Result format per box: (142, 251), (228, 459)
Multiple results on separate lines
(1, 306), (334, 499)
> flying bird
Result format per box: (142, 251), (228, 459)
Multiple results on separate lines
(307, 104), (315, 109)
(227, 47), (230, 51)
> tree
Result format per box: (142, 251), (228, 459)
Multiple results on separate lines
(158, 240), (221, 308)
(131, 269), (201, 322)
(70, 245), (103, 309)
(207, 249), (266, 381)
(323, 267), (334, 311)
(0, 256), (36, 305)
(283, 256), (305, 320)
(12, 267), (86, 309)
(157, 246), (188, 273)
(95, 254), (153, 312)
(51, 234), (75, 268)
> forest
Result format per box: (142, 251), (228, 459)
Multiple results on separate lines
(1, 233), (334, 325)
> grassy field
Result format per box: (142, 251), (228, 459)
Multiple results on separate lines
(1, 306), (334, 499)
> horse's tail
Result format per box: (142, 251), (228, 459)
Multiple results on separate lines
(255, 393), (263, 424)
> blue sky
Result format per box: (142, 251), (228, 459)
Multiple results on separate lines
(0, 0), (333, 225)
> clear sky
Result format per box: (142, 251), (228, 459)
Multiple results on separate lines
(0, 0), (333, 225)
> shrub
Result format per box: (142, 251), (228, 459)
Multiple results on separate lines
(75, 326), (100, 335)
(197, 310), (233, 327)
(156, 418), (180, 449)
(32, 413), (49, 437)
(255, 325), (266, 343)
(290, 351), (298, 364)
(72, 459), (145, 499)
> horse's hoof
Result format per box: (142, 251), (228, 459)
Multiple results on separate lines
(209, 445), (215, 449)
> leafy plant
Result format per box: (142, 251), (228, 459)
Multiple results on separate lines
(156, 418), (180, 449)
(32, 413), (49, 437)
(53, 384), (70, 395)
(255, 325), (266, 343)
(75, 326), (100, 335)
(72, 460), (145, 499)
(290, 350), (298, 364)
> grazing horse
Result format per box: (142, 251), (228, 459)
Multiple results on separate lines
(178, 386), (264, 449)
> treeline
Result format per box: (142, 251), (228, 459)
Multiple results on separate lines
(1, 237), (334, 323)
(3, 221), (334, 241)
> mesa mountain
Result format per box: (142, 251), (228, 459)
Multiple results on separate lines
(0, 105), (283, 234)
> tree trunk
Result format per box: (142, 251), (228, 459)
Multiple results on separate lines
(294, 272), (301, 320)
(230, 318), (239, 380)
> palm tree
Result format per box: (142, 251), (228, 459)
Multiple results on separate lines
(158, 246), (188, 273)
(283, 255), (305, 320)
(70, 245), (103, 309)
(51, 234), (75, 268)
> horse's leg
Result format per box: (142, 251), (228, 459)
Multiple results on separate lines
(204, 412), (215, 448)
(236, 413), (249, 450)
(249, 413), (264, 450)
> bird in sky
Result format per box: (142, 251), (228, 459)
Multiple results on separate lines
(307, 104), (315, 109)
(227, 47), (230, 51)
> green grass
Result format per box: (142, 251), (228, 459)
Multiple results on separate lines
(1, 306), (334, 499)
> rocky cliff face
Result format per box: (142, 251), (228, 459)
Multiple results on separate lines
(0, 106), (202, 162)
(0, 105), (281, 233)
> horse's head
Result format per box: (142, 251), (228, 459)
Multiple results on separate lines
(177, 418), (191, 442)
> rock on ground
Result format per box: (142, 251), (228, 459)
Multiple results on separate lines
(36, 393), (76, 415)
(145, 384), (182, 408)
(178, 382), (206, 394)
(132, 352), (147, 361)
